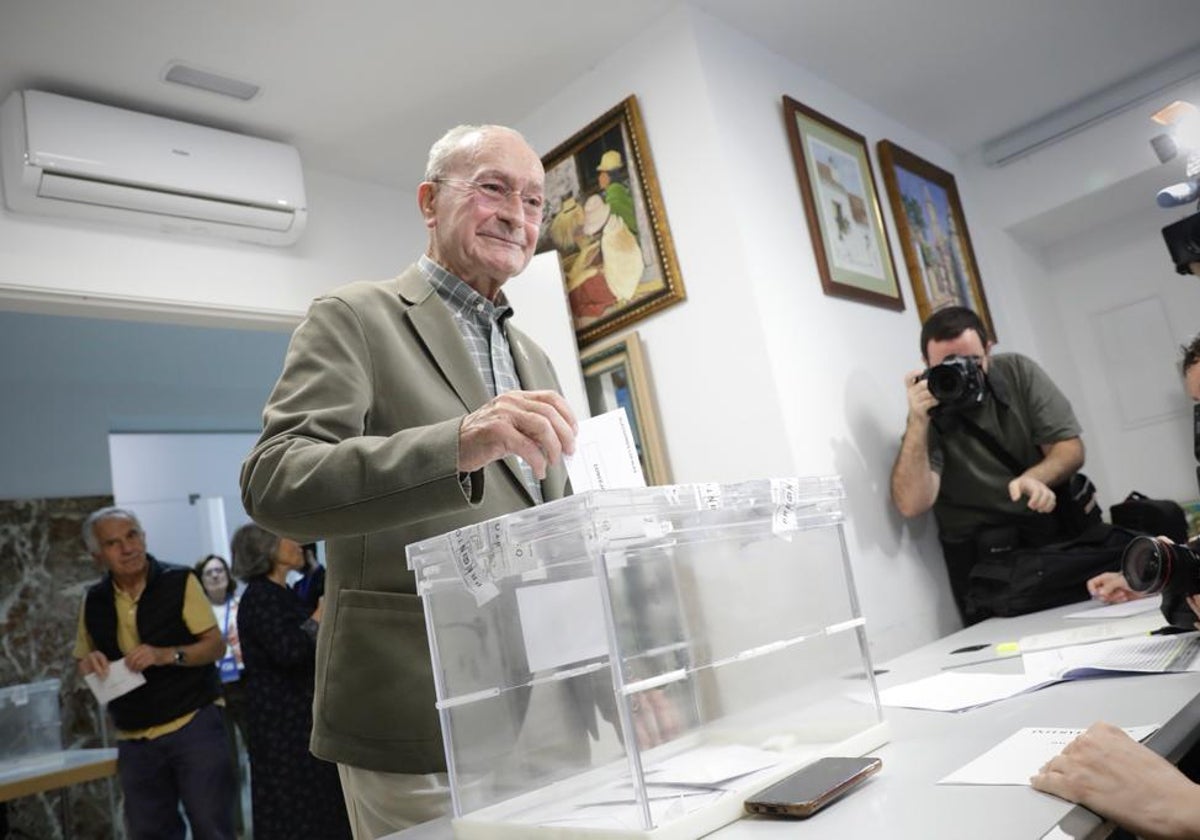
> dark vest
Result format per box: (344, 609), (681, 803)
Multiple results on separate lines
(84, 556), (219, 732)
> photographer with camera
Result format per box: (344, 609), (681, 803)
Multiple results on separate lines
(891, 306), (1090, 625)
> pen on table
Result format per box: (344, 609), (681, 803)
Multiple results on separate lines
(940, 641), (1021, 671)
(948, 641), (1019, 656)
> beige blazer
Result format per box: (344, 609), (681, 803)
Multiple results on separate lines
(241, 265), (569, 773)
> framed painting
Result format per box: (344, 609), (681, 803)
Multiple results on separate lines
(536, 95), (686, 348)
(877, 139), (995, 341)
(580, 331), (671, 485)
(782, 95), (903, 311)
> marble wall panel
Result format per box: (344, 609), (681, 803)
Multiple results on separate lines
(1, 495), (116, 840)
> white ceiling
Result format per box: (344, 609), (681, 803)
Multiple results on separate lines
(1, 0), (1199, 191)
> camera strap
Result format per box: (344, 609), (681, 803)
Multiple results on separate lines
(955, 415), (1028, 477)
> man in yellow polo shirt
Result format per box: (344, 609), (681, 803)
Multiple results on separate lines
(74, 506), (235, 840)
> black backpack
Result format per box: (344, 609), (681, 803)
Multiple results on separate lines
(966, 524), (1138, 619)
(1109, 491), (1188, 543)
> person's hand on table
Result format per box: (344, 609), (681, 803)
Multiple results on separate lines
(1087, 572), (1142, 604)
(1031, 721), (1200, 840)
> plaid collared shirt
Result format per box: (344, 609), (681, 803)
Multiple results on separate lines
(420, 255), (542, 503)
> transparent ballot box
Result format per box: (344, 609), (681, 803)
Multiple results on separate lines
(406, 477), (888, 839)
(0, 679), (65, 779)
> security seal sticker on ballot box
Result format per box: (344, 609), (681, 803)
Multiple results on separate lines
(771, 477), (801, 536)
(449, 527), (499, 607)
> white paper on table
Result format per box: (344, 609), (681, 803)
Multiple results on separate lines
(642, 744), (782, 786)
(521, 789), (724, 829)
(83, 658), (146, 704)
(571, 780), (725, 808)
(502, 745), (779, 829)
(1022, 632), (1200, 682)
(1064, 594), (1163, 620)
(876, 672), (1052, 712)
(564, 409), (646, 492)
(939, 725), (1159, 785)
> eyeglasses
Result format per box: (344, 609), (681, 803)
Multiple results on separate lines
(202, 568), (227, 578)
(434, 177), (545, 222)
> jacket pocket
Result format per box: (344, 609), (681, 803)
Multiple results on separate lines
(322, 589), (439, 742)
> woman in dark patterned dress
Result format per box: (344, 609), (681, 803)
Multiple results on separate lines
(231, 523), (351, 840)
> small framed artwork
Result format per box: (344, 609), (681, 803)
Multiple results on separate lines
(537, 95), (686, 348)
(877, 140), (995, 341)
(580, 331), (671, 485)
(782, 95), (903, 311)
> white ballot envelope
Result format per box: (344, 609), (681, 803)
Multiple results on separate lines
(83, 658), (146, 704)
(564, 409), (646, 492)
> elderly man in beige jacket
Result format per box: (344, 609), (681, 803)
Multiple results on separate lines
(241, 123), (577, 838)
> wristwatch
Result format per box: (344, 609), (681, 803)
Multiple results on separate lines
(173, 648), (186, 666)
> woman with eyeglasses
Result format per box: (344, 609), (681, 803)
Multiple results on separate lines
(193, 553), (249, 834)
(231, 523), (350, 840)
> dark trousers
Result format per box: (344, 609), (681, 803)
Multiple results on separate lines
(116, 702), (236, 840)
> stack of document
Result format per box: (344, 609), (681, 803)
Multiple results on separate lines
(876, 632), (1200, 713)
(1022, 632), (1200, 682)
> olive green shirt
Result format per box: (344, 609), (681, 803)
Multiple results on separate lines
(928, 353), (1081, 540)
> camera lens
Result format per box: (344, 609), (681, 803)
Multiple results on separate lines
(926, 366), (965, 401)
(1121, 536), (1172, 594)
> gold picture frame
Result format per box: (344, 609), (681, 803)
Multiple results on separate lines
(580, 330), (671, 485)
(877, 139), (995, 341)
(537, 95), (686, 348)
(782, 95), (903, 311)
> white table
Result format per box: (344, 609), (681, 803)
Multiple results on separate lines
(386, 602), (1200, 839)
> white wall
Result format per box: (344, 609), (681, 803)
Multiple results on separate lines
(1041, 208), (1200, 504)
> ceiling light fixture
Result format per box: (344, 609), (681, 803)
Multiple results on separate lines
(163, 62), (259, 101)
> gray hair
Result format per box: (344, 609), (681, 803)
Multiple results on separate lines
(81, 507), (143, 554)
(230, 522), (281, 581)
(424, 124), (530, 182)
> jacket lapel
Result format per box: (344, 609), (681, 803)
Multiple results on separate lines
(396, 267), (490, 412)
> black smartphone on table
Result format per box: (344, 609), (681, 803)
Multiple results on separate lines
(743, 756), (882, 818)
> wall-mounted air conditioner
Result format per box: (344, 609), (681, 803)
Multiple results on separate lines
(0, 90), (307, 246)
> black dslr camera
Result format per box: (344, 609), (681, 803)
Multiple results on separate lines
(919, 355), (986, 414)
(1121, 535), (1200, 629)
